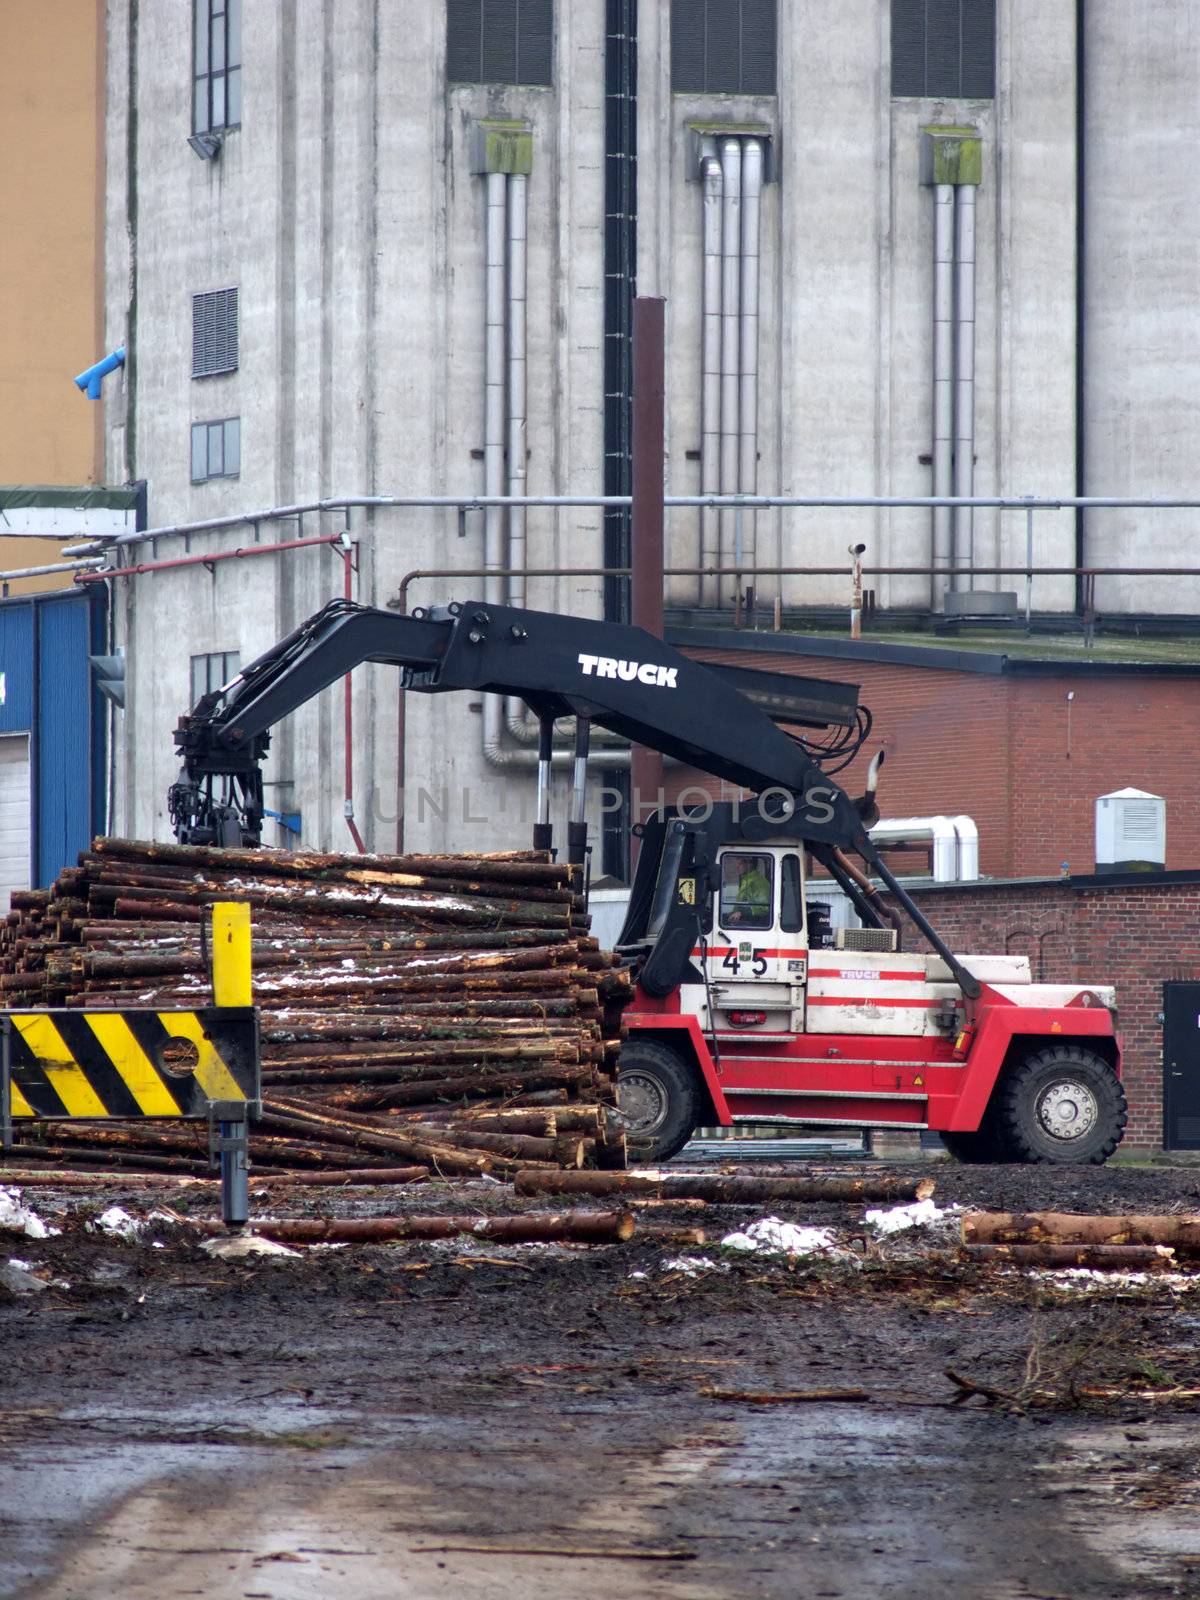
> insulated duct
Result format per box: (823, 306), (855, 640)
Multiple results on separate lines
(952, 182), (977, 589)
(700, 155), (723, 608)
(921, 127), (982, 607)
(931, 183), (955, 607)
(718, 135), (742, 584)
(695, 130), (770, 609)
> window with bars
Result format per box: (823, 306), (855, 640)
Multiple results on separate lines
(891, 0), (995, 98)
(191, 417), (241, 483)
(193, 0), (242, 134)
(446, 0), (553, 85)
(193, 288), (238, 378)
(670, 0), (777, 95)
(190, 650), (241, 708)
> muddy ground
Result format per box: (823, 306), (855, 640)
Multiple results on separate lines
(2, 1159), (1200, 1600)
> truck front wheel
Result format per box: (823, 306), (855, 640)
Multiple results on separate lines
(617, 1041), (699, 1163)
(992, 1045), (1127, 1165)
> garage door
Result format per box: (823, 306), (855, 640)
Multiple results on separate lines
(0, 734), (31, 911)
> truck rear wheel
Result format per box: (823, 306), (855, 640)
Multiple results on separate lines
(940, 1128), (1001, 1164)
(992, 1045), (1127, 1165)
(617, 1041), (699, 1164)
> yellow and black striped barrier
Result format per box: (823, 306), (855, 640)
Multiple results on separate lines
(2, 1005), (259, 1123)
(1, 900), (260, 1224)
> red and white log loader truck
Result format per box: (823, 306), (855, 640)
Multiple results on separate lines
(169, 597), (1126, 1167)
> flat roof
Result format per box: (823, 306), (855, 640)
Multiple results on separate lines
(670, 624), (1200, 677)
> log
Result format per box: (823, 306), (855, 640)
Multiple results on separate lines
(963, 1243), (1176, 1270)
(256, 1107), (494, 1176)
(207, 1211), (636, 1245)
(247, 1165), (430, 1187)
(961, 1212), (1200, 1254)
(512, 1171), (936, 1204)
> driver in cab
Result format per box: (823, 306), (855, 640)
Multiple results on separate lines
(721, 855), (772, 928)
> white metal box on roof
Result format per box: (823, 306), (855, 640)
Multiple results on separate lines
(1095, 787), (1166, 873)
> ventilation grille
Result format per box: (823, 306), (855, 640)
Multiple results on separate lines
(192, 288), (239, 378)
(836, 927), (899, 953)
(890, 0), (996, 99)
(446, 0), (553, 86)
(1121, 801), (1161, 844)
(670, 0), (777, 95)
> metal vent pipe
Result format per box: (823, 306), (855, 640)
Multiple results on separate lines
(952, 183), (977, 589)
(482, 171), (507, 608)
(931, 183), (955, 608)
(738, 137), (763, 581)
(718, 137), (742, 587)
(700, 154), (723, 608)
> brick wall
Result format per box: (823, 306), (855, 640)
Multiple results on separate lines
(679, 645), (1200, 879)
(908, 876), (1200, 1150)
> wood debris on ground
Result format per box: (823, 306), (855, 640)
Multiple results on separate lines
(0, 837), (632, 1180)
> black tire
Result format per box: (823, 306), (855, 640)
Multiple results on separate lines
(991, 1044), (1127, 1165)
(617, 1041), (699, 1164)
(940, 1129), (1001, 1164)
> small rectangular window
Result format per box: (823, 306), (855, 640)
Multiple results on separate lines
(192, 287), (239, 378)
(190, 650), (241, 708)
(780, 853), (805, 934)
(446, 0), (553, 86)
(193, 0), (242, 135)
(670, 0), (777, 96)
(191, 417), (241, 483)
(891, 0), (995, 98)
(718, 852), (774, 931)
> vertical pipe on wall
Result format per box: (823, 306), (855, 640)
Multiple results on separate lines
(505, 171), (531, 740)
(700, 155), (723, 609)
(738, 138), (763, 590)
(931, 182), (955, 609)
(719, 137), (742, 591)
(601, 0), (637, 881)
(952, 182), (977, 590)
(483, 171), (507, 608)
(506, 173), (528, 607)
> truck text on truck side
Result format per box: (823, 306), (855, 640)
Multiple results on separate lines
(167, 597), (1126, 1166)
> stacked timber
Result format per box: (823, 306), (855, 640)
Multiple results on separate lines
(0, 838), (632, 1180)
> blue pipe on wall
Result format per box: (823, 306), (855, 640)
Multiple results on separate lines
(74, 347), (126, 400)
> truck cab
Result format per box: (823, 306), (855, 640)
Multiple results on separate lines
(616, 812), (1125, 1167)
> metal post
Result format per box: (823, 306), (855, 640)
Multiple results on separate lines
(568, 716), (590, 870)
(849, 544), (865, 639)
(533, 715), (554, 852)
(210, 902), (253, 1227)
(1025, 500), (1035, 630)
(631, 296), (666, 845)
(219, 1109), (250, 1227)
(0, 1023), (11, 1154)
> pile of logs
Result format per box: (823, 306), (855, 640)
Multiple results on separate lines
(0, 838), (632, 1180)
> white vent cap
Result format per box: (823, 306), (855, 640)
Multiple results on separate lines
(1096, 787), (1165, 863)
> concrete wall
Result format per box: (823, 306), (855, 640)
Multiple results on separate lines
(101, 2), (1200, 861)
(0, 0), (105, 487)
(103, 0), (609, 852)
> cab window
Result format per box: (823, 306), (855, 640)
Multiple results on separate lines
(718, 853), (774, 930)
(780, 853), (805, 934)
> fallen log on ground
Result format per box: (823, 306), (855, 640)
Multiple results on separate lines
(964, 1242), (1177, 1270)
(513, 1170), (936, 1204)
(205, 1211), (636, 1245)
(962, 1212), (1200, 1254)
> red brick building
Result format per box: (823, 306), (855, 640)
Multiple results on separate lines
(672, 629), (1200, 879)
(661, 628), (1200, 1152)
(905, 873), (1200, 1152)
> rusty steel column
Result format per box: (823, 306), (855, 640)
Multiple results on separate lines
(631, 296), (666, 843)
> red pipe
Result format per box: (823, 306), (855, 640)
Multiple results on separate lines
(77, 533), (346, 580)
(343, 543), (366, 853)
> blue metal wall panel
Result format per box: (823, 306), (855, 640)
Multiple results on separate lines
(0, 605), (34, 734)
(36, 593), (102, 886)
